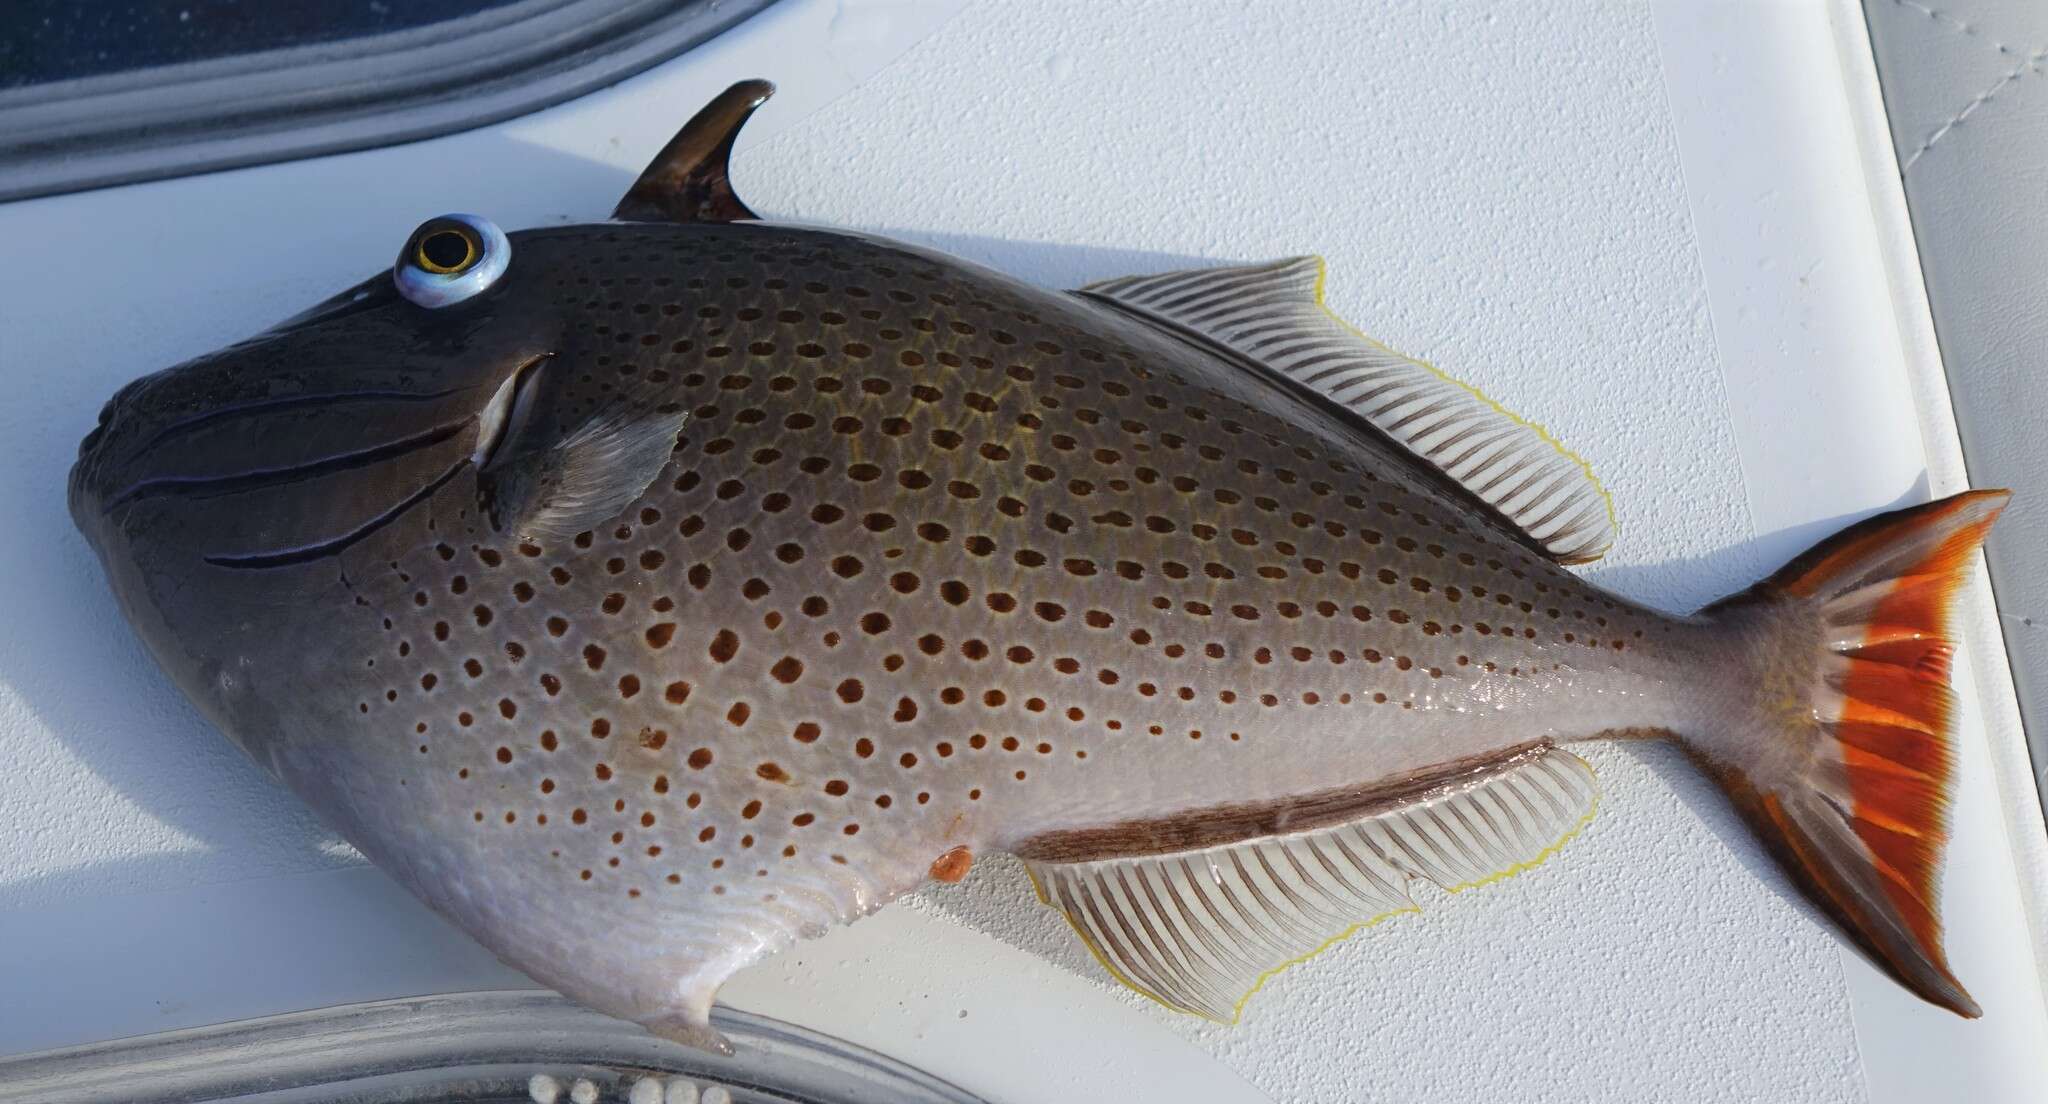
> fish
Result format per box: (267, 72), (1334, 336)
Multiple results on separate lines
(69, 79), (2006, 1052)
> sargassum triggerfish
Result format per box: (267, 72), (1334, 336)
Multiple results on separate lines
(69, 80), (2003, 1054)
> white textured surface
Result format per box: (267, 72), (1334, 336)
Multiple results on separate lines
(0, 1), (2042, 1101)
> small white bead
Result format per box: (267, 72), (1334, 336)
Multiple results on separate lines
(702, 1088), (732, 1104)
(528, 1074), (561, 1104)
(569, 1078), (599, 1104)
(628, 1077), (664, 1104)
(665, 1080), (700, 1104)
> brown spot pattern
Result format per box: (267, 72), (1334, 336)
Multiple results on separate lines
(338, 224), (1664, 938)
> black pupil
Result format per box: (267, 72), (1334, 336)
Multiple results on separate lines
(421, 230), (471, 270)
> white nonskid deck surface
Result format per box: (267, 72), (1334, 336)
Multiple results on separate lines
(0, 2), (2042, 1101)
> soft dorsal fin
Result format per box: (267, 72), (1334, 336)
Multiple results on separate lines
(613, 79), (773, 223)
(1078, 258), (1616, 564)
(1017, 743), (1599, 1023)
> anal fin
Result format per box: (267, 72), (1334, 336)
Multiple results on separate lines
(1019, 744), (1598, 1022)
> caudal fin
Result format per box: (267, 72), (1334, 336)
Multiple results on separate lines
(1694, 490), (2008, 1018)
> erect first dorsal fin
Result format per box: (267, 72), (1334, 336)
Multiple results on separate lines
(613, 79), (774, 224)
(1077, 258), (1617, 564)
(1016, 743), (1599, 1023)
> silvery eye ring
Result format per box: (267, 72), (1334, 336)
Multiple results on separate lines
(394, 214), (510, 308)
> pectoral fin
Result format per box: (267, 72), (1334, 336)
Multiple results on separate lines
(1078, 258), (1617, 564)
(473, 358), (689, 541)
(1016, 744), (1598, 1022)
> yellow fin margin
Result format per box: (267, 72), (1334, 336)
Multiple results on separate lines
(1024, 756), (1601, 1024)
(1080, 255), (1620, 563)
(1306, 256), (1619, 563)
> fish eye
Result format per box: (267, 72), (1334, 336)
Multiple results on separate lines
(416, 227), (477, 274)
(395, 213), (509, 308)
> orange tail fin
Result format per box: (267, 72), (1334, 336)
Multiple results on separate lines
(1695, 490), (2008, 1017)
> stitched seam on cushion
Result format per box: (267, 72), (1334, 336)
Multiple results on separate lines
(1904, 47), (2048, 168)
(1892, 0), (2039, 62)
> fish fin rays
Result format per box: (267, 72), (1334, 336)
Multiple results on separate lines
(1018, 745), (1599, 1022)
(1690, 490), (2008, 1018)
(1077, 257), (1617, 564)
(479, 406), (691, 542)
(614, 79), (774, 223)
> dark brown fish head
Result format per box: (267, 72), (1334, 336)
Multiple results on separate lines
(68, 82), (774, 812)
(66, 215), (668, 756)
(70, 80), (780, 779)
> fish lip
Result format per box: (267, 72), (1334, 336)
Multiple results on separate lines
(78, 413), (109, 461)
(80, 371), (152, 458)
(66, 446), (100, 545)
(70, 378), (146, 539)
